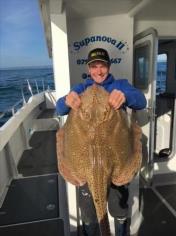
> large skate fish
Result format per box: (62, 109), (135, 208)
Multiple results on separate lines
(56, 85), (142, 236)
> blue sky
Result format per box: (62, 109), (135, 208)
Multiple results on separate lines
(0, 0), (52, 68)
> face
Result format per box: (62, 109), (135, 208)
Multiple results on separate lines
(88, 61), (110, 84)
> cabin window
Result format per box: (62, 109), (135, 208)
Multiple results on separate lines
(134, 44), (150, 90)
(156, 53), (167, 94)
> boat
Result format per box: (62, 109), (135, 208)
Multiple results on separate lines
(0, 0), (176, 235)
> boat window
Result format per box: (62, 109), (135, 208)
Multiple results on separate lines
(156, 53), (167, 94)
(134, 44), (150, 90)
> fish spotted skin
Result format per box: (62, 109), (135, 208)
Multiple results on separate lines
(56, 85), (142, 236)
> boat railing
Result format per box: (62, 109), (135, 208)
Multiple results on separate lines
(0, 79), (54, 126)
(9, 99), (25, 116)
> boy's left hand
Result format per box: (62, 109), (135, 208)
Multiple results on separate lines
(108, 89), (126, 110)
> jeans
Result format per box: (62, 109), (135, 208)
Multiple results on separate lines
(78, 183), (129, 236)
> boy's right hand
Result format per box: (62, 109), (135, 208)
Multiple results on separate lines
(65, 91), (81, 110)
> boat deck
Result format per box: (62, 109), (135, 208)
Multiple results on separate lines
(0, 130), (65, 236)
(137, 185), (176, 236)
(37, 109), (56, 119)
(0, 130), (176, 235)
(18, 130), (58, 176)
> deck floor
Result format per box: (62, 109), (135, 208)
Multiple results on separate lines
(136, 185), (176, 236)
(156, 184), (176, 210)
(17, 130), (58, 176)
(1, 130), (176, 235)
(37, 109), (56, 119)
(0, 130), (63, 236)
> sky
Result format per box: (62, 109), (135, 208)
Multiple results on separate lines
(0, 0), (52, 68)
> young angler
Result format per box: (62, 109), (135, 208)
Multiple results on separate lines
(56, 48), (146, 236)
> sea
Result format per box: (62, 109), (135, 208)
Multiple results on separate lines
(0, 67), (54, 127)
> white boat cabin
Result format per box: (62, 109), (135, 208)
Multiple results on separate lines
(39, 0), (176, 234)
(0, 0), (176, 235)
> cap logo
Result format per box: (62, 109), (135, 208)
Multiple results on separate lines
(87, 48), (110, 65)
(91, 51), (105, 57)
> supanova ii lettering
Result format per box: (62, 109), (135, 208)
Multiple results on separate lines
(73, 35), (126, 51)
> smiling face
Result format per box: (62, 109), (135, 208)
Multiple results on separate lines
(88, 61), (110, 84)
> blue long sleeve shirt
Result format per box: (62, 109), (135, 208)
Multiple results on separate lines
(56, 74), (146, 116)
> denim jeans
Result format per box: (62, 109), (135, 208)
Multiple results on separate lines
(78, 183), (129, 235)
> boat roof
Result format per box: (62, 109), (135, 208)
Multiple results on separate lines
(39, 0), (176, 57)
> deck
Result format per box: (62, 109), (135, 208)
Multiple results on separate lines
(0, 128), (176, 235)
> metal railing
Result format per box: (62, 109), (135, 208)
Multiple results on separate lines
(0, 79), (53, 125)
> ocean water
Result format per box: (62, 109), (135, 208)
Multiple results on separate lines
(0, 67), (54, 127)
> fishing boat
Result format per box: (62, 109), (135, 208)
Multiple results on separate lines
(0, 0), (176, 235)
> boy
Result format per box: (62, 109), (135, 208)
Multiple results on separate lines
(56, 48), (146, 236)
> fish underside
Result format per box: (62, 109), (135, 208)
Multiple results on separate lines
(56, 85), (142, 236)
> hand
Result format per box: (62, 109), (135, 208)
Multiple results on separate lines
(108, 89), (126, 110)
(65, 91), (81, 110)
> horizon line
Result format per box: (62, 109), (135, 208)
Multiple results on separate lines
(0, 65), (53, 70)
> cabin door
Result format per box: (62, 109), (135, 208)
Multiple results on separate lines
(133, 28), (158, 183)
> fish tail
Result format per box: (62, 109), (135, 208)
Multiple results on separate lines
(99, 213), (111, 236)
(88, 181), (111, 236)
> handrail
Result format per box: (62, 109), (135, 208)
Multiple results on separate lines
(0, 92), (45, 150)
(0, 99), (24, 119)
(47, 88), (57, 106)
(0, 79), (48, 124)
